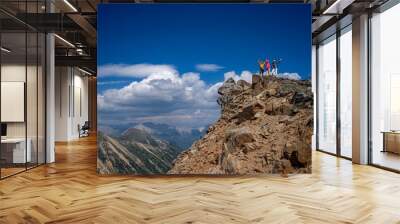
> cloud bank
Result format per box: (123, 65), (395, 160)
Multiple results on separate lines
(224, 70), (253, 83)
(195, 64), (224, 72)
(276, 72), (301, 80)
(98, 63), (177, 78)
(223, 71), (301, 83)
(98, 64), (302, 130)
(98, 80), (129, 86)
(98, 65), (222, 129)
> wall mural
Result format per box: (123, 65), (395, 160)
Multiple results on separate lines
(97, 4), (312, 175)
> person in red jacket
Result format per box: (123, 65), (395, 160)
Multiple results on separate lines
(265, 58), (271, 76)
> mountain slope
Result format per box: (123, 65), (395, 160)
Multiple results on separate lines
(169, 75), (313, 175)
(99, 122), (207, 152)
(97, 128), (179, 175)
(134, 122), (206, 151)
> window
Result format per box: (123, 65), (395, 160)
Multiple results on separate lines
(339, 26), (352, 158)
(370, 3), (400, 171)
(317, 35), (337, 154)
(0, 2), (46, 179)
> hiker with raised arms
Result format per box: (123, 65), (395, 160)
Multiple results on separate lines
(258, 59), (265, 78)
(265, 58), (271, 76)
(272, 58), (282, 76)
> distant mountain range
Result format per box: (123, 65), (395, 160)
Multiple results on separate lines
(99, 122), (207, 151)
(97, 128), (179, 175)
(133, 122), (206, 151)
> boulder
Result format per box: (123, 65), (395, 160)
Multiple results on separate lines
(251, 75), (264, 95)
(220, 152), (242, 174)
(237, 80), (251, 89)
(265, 101), (295, 116)
(291, 91), (313, 106)
(218, 78), (240, 96)
(232, 101), (265, 123)
(224, 127), (255, 153)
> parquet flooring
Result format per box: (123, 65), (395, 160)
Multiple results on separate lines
(1, 135), (400, 223)
(0, 167), (26, 178)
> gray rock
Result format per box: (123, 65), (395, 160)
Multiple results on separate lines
(218, 78), (240, 96)
(224, 127), (255, 153)
(237, 80), (251, 89)
(232, 101), (265, 124)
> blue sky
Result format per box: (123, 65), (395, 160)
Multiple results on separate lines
(98, 4), (311, 91)
(97, 4), (311, 130)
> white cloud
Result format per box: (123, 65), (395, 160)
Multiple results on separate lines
(276, 72), (301, 80)
(195, 64), (224, 72)
(98, 63), (177, 78)
(97, 63), (302, 129)
(98, 80), (129, 85)
(98, 66), (223, 130)
(224, 70), (253, 83)
(223, 70), (301, 82)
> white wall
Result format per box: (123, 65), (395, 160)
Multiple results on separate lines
(1, 65), (26, 138)
(1, 82), (25, 122)
(72, 73), (89, 138)
(55, 67), (89, 141)
(1, 65), (42, 137)
(55, 67), (69, 141)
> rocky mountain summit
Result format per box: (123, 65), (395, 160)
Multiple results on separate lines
(169, 75), (313, 174)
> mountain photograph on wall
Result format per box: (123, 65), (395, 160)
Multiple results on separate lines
(97, 4), (312, 175)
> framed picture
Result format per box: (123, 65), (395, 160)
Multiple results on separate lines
(97, 4), (312, 175)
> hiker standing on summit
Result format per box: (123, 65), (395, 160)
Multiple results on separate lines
(258, 59), (265, 78)
(271, 58), (281, 76)
(265, 58), (271, 76)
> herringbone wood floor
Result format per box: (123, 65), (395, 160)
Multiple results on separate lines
(1, 135), (400, 224)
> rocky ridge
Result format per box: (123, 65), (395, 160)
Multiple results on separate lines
(168, 75), (313, 174)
